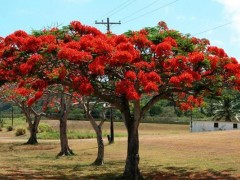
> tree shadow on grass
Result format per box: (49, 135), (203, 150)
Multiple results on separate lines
(0, 164), (239, 180)
(144, 166), (239, 180)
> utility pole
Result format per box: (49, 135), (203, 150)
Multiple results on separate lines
(95, 17), (121, 32)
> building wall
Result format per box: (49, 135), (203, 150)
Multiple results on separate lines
(191, 121), (240, 132)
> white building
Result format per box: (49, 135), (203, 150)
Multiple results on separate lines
(190, 121), (240, 132)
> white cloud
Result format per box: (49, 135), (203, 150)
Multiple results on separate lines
(214, 0), (240, 44)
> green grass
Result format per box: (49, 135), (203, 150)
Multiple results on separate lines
(37, 130), (126, 139)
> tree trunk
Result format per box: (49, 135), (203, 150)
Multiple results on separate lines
(93, 126), (104, 165)
(122, 99), (143, 180)
(58, 115), (73, 156)
(26, 116), (40, 145)
(87, 112), (104, 165)
(123, 119), (141, 180)
(57, 93), (73, 156)
(109, 108), (114, 144)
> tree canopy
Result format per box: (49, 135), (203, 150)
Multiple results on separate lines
(0, 20), (239, 179)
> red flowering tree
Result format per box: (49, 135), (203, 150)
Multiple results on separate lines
(0, 82), (44, 144)
(1, 21), (240, 179)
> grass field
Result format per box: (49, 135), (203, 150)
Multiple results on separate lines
(0, 119), (240, 179)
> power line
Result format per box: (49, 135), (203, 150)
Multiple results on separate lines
(121, 0), (180, 25)
(98, 0), (136, 20)
(193, 21), (236, 36)
(107, 0), (137, 18)
(120, 0), (162, 21)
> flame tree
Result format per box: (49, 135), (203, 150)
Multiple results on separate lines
(0, 21), (240, 179)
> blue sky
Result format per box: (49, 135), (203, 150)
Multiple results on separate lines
(1, 0), (240, 60)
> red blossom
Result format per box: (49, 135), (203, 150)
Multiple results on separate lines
(27, 54), (43, 65)
(143, 82), (159, 92)
(34, 91), (43, 100)
(27, 98), (35, 106)
(115, 79), (140, 100)
(110, 51), (133, 65)
(163, 37), (177, 47)
(180, 102), (192, 111)
(207, 46), (226, 58)
(158, 21), (168, 30)
(208, 56), (219, 69)
(113, 34), (128, 44)
(15, 87), (32, 96)
(179, 72), (194, 83)
(189, 52), (204, 63)
(14, 30), (28, 38)
(155, 42), (172, 57)
(70, 21), (83, 31)
(125, 71), (137, 81)
(169, 76), (180, 85)
(72, 76), (94, 95)
(21, 36), (42, 52)
(47, 44), (58, 52)
(88, 60), (105, 75)
(224, 63), (240, 73)
(131, 33), (152, 49)
(19, 63), (32, 75)
(31, 79), (48, 90)
(58, 47), (93, 63)
(134, 61), (154, 69)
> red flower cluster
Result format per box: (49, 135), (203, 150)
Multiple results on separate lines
(207, 46), (226, 58)
(88, 57), (105, 75)
(131, 33), (152, 49)
(179, 72), (194, 84)
(155, 41), (172, 57)
(26, 90), (43, 107)
(163, 37), (177, 47)
(158, 21), (168, 30)
(189, 52), (204, 63)
(31, 79), (48, 91)
(70, 21), (102, 36)
(115, 79), (139, 100)
(169, 76), (180, 85)
(163, 56), (188, 72)
(19, 63), (33, 75)
(125, 71), (137, 81)
(27, 54), (43, 65)
(21, 36), (42, 52)
(138, 71), (162, 92)
(224, 63), (240, 74)
(134, 61), (155, 70)
(187, 95), (203, 107)
(58, 47), (93, 63)
(72, 76), (94, 95)
(15, 87), (32, 97)
(208, 55), (219, 69)
(180, 102), (192, 111)
(169, 72), (195, 86)
(110, 51), (133, 66)
(48, 66), (67, 80)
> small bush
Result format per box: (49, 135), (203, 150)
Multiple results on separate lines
(7, 126), (13, 131)
(38, 123), (53, 133)
(0, 127), (2, 131)
(15, 128), (26, 136)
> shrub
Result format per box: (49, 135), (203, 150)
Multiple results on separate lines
(38, 123), (53, 133)
(0, 127), (2, 131)
(15, 128), (26, 136)
(7, 126), (13, 131)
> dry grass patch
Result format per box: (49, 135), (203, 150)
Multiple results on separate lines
(0, 122), (239, 179)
